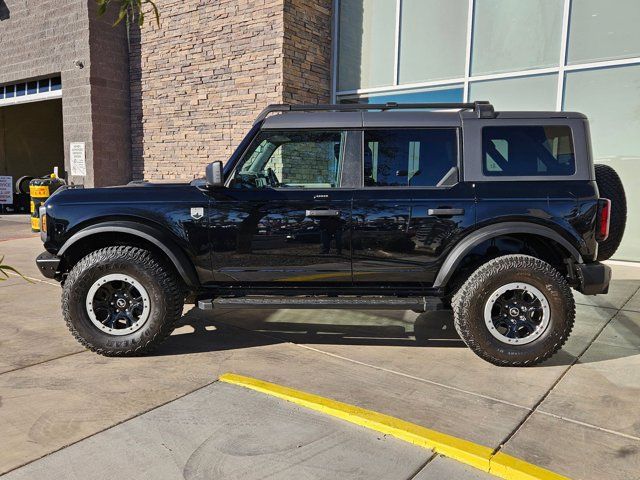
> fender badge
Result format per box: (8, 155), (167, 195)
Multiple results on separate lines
(190, 207), (204, 220)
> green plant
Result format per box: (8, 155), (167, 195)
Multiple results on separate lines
(95, 0), (160, 28)
(0, 255), (33, 283)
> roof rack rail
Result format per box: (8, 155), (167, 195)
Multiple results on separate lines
(253, 101), (495, 124)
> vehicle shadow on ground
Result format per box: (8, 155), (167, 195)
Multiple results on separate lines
(155, 308), (463, 357)
(155, 306), (640, 367)
(154, 312), (284, 356)
(217, 309), (464, 348)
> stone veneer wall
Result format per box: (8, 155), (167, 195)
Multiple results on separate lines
(282, 0), (333, 105)
(130, 0), (333, 181)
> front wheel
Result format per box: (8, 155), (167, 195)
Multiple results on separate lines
(452, 255), (575, 367)
(62, 246), (185, 356)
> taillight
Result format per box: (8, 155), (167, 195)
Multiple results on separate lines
(596, 198), (611, 242)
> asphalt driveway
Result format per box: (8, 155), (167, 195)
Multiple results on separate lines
(1, 219), (639, 479)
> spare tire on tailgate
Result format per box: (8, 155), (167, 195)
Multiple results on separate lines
(594, 164), (627, 261)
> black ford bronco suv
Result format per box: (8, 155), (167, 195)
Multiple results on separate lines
(35, 102), (627, 366)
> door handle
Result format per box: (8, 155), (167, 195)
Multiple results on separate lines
(306, 209), (340, 218)
(428, 208), (465, 216)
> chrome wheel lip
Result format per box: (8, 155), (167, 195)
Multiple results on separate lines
(483, 282), (550, 346)
(85, 273), (150, 336)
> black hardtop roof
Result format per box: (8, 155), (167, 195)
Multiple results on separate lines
(258, 102), (587, 130)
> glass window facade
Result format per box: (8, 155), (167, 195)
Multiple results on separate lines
(337, 0), (396, 91)
(335, 0), (640, 259)
(564, 65), (640, 260)
(398, 0), (468, 84)
(340, 85), (463, 105)
(567, 0), (640, 65)
(471, 0), (563, 75)
(469, 75), (557, 110)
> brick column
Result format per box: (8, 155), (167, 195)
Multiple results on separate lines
(87, 6), (132, 187)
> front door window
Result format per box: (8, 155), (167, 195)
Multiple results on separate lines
(230, 130), (346, 189)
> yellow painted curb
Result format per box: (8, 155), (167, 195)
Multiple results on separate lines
(219, 373), (570, 480)
(490, 452), (569, 480)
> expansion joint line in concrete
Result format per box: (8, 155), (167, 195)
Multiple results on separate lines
(407, 454), (438, 480)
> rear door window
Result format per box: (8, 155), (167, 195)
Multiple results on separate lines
(363, 129), (458, 187)
(482, 126), (575, 176)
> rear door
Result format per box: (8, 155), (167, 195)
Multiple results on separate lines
(207, 128), (359, 284)
(351, 126), (475, 286)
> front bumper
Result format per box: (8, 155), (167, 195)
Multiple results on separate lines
(36, 251), (61, 280)
(574, 262), (611, 295)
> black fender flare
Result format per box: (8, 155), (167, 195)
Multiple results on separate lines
(433, 222), (584, 288)
(58, 221), (200, 289)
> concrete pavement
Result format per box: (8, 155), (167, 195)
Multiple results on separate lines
(2, 381), (495, 480)
(0, 215), (36, 242)
(1, 231), (639, 479)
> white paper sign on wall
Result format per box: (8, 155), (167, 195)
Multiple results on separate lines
(70, 142), (87, 177)
(0, 176), (13, 205)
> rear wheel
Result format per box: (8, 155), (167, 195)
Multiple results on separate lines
(452, 255), (574, 366)
(594, 164), (627, 261)
(62, 246), (184, 356)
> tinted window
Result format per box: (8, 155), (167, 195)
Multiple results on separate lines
(483, 126), (575, 176)
(231, 130), (345, 189)
(364, 129), (457, 187)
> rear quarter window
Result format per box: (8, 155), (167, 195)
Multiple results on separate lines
(482, 126), (576, 176)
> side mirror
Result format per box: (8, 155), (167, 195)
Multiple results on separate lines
(205, 161), (224, 187)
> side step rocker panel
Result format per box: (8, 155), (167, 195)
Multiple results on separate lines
(197, 296), (444, 312)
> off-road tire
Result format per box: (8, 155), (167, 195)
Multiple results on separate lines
(452, 255), (574, 367)
(62, 246), (184, 356)
(594, 164), (627, 261)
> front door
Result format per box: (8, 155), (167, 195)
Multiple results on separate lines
(207, 128), (358, 285)
(351, 127), (475, 287)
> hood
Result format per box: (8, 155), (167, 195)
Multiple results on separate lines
(45, 182), (200, 206)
